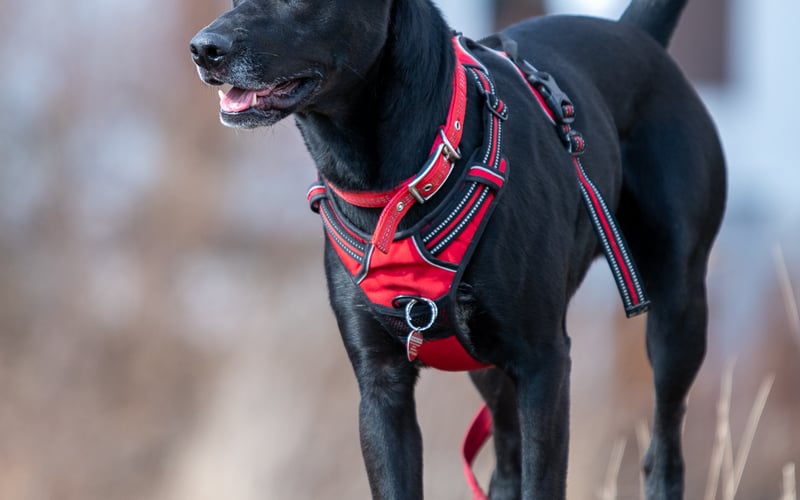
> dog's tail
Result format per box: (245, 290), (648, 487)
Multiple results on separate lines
(619, 0), (689, 47)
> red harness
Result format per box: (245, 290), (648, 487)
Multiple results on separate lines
(309, 37), (507, 372)
(308, 35), (650, 499)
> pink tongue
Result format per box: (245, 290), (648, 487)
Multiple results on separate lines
(220, 87), (257, 113)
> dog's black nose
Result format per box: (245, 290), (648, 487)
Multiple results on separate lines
(190, 31), (234, 69)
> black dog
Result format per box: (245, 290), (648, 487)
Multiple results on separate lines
(190, 0), (725, 498)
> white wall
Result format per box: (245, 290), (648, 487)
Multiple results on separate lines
(544, 0), (626, 17)
(703, 0), (800, 227)
(435, 0), (493, 37)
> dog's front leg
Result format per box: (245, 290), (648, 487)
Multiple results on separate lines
(354, 351), (422, 499)
(510, 330), (572, 500)
(325, 247), (424, 498)
(328, 274), (423, 498)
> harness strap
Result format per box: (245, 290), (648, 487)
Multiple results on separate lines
(511, 57), (651, 317)
(324, 38), (475, 253)
(573, 156), (650, 316)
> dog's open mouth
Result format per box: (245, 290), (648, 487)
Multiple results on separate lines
(217, 77), (320, 127)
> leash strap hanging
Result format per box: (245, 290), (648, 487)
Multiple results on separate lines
(518, 59), (651, 317)
(572, 155), (650, 316)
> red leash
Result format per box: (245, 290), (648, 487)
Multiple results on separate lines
(462, 404), (493, 499)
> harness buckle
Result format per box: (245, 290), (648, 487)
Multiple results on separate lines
(408, 129), (459, 204)
(566, 129), (586, 156)
(439, 128), (462, 162)
(520, 60), (575, 125)
(486, 94), (508, 121)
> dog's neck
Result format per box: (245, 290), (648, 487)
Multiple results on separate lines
(294, 0), (454, 194)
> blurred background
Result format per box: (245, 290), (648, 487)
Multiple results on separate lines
(0, 0), (797, 498)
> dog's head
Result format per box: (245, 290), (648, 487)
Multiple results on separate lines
(190, 0), (392, 129)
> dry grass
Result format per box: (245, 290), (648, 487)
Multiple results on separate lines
(636, 421), (651, 499)
(775, 243), (799, 500)
(783, 463), (797, 500)
(774, 245), (800, 352)
(599, 438), (627, 500)
(599, 363), (781, 500)
(697, 359), (774, 500)
(704, 361), (735, 500)
(703, 365), (774, 500)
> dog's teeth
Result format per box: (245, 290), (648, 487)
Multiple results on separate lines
(218, 89), (225, 101)
(251, 93), (258, 107)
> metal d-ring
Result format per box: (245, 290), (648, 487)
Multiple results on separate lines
(404, 297), (438, 332)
